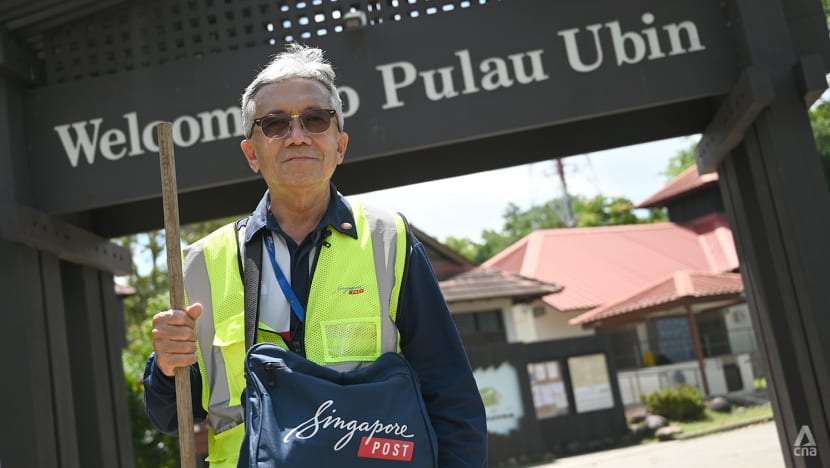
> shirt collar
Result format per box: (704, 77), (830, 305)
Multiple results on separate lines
(244, 182), (357, 243)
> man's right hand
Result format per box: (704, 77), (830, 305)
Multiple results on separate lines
(152, 303), (203, 377)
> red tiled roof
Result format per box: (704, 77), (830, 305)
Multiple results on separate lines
(692, 214), (740, 272)
(483, 215), (738, 312)
(439, 267), (562, 303)
(569, 271), (744, 325)
(636, 165), (719, 208)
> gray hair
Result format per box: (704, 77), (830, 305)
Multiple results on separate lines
(241, 44), (344, 138)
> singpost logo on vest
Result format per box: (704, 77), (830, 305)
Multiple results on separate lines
(335, 285), (366, 296)
(283, 400), (416, 461)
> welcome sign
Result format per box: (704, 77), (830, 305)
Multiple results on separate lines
(26, 0), (736, 215)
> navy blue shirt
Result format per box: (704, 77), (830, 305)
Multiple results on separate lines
(143, 184), (488, 466)
(248, 185), (358, 353)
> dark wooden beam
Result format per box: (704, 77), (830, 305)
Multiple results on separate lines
(717, 1), (830, 465)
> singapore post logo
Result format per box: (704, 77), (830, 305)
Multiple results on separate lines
(283, 400), (415, 462)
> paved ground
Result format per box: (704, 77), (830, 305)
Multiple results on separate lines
(532, 421), (785, 468)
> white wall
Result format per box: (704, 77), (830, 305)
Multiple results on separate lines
(724, 303), (756, 354)
(617, 353), (756, 406)
(508, 303), (537, 342)
(449, 300), (594, 343)
(533, 304), (595, 341)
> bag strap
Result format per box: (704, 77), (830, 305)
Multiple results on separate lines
(394, 212), (412, 327)
(237, 217), (262, 351)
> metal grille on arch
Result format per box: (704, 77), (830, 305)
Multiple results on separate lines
(1, 0), (830, 467)
(21, 0), (499, 84)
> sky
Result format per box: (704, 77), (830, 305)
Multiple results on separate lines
(353, 134), (699, 242)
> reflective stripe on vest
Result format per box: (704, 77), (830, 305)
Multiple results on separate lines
(183, 200), (407, 465)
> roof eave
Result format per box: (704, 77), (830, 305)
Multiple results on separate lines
(577, 292), (745, 329)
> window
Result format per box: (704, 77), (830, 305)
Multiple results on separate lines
(655, 316), (695, 363)
(452, 310), (505, 346)
(477, 310), (502, 332)
(453, 310), (503, 333)
(453, 313), (477, 334)
(608, 328), (641, 370)
(696, 312), (731, 357)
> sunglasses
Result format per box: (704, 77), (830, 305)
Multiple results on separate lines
(251, 109), (338, 139)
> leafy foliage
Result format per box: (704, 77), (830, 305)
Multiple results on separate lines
(808, 99), (830, 191)
(123, 300), (179, 468)
(659, 143), (696, 181)
(641, 384), (707, 422)
(572, 195), (639, 227)
(116, 231), (179, 467)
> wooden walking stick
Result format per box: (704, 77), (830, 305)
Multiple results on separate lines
(157, 122), (197, 468)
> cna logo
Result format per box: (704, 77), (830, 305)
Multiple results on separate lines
(793, 425), (817, 457)
(336, 285), (365, 296)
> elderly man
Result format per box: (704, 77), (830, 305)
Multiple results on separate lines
(143, 44), (488, 467)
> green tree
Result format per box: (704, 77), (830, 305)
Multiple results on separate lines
(502, 200), (568, 239)
(444, 194), (659, 263)
(808, 99), (830, 191)
(117, 230), (179, 467)
(659, 143), (696, 181)
(572, 195), (640, 227)
(443, 236), (480, 262)
(444, 200), (568, 264)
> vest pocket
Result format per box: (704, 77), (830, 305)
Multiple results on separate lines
(213, 315), (246, 408)
(319, 317), (382, 363)
(204, 422), (245, 466)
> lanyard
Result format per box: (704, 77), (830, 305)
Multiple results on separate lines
(263, 232), (306, 323)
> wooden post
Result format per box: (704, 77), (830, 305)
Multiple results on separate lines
(685, 304), (710, 395)
(157, 122), (197, 468)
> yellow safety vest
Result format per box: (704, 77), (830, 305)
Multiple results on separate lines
(182, 201), (408, 467)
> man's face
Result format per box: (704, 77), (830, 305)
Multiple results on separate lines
(241, 77), (348, 194)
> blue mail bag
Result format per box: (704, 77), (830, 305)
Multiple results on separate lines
(238, 343), (439, 467)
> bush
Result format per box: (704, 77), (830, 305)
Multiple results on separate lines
(641, 384), (707, 422)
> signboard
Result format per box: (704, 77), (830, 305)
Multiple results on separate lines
(25, 0), (736, 215)
(475, 362), (524, 435)
(568, 354), (614, 413)
(527, 360), (569, 419)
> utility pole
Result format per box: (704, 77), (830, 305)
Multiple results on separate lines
(556, 158), (576, 227)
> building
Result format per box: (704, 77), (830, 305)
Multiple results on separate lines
(448, 165), (760, 406)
